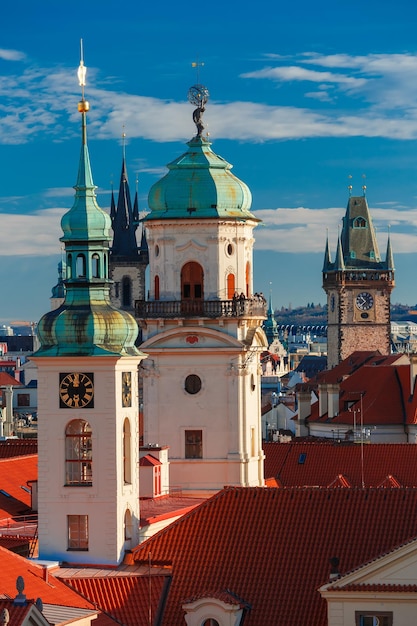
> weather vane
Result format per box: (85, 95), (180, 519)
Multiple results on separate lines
(188, 60), (209, 138)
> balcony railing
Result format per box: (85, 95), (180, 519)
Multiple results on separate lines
(136, 298), (267, 320)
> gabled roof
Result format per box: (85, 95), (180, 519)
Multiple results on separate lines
(0, 546), (95, 609)
(0, 372), (22, 386)
(57, 570), (170, 626)
(263, 442), (417, 487)
(129, 487), (417, 626)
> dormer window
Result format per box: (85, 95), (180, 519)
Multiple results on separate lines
(353, 216), (367, 228)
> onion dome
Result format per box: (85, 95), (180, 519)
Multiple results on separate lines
(147, 136), (255, 220)
(146, 83), (257, 222)
(35, 48), (142, 358)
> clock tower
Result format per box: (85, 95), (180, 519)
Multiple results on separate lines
(323, 190), (395, 369)
(31, 49), (146, 566)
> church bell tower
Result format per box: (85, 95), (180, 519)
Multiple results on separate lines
(138, 82), (268, 493)
(31, 47), (146, 566)
(323, 187), (395, 369)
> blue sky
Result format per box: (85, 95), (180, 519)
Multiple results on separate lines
(2, 0), (417, 322)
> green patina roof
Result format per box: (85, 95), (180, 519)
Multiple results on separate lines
(35, 106), (142, 358)
(146, 136), (257, 221)
(61, 143), (112, 242)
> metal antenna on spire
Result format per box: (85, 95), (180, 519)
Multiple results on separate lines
(347, 174), (353, 197)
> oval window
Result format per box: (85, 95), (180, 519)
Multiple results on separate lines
(185, 374), (202, 395)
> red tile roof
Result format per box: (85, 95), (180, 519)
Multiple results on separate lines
(0, 600), (35, 626)
(0, 455), (37, 519)
(263, 442), (417, 487)
(0, 440), (37, 459)
(140, 495), (206, 527)
(130, 487), (417, 626)
(59, 571), (170, 626)
(0, 546), (95, 609)
(0, 372), (22, 386)
(297, 356), (413, 428)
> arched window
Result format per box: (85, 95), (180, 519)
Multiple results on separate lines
(202, 620), (220, 626)
(354, 216), (367, 228)
(92, 253), (100, 278)
(245, 261), (251, 297)
(123, 418), (132, 484)
(65, 419), (92, 485)
(227, 273), (235, 300)
(124, 508), (132, 543)
(154, 275), (160, 301)
(181, 262), (204, 299)
(76, 254), (86, 278)
(67, 254), (72, 279)
(122, 276), (132, 306)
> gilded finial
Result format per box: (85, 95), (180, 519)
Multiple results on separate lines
(77, 39), (90, 114)
(348, 174), (352, 196)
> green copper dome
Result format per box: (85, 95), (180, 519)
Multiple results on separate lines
(146, 136), (256, 220)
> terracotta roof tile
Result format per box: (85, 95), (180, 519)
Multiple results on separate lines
(130, 487), (417, 626)
(263, 442), (417, 487)
(0, 546), (95, 609)
(60, 573), (169, 626)
(0, 456), (37, 519)
(0, 440), (37, 459)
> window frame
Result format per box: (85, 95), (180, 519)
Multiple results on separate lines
(355, 611), (393, 626)
(67, 514), (89, 551)
(185, 429), (203, 459)
(65, 419), (93, 486)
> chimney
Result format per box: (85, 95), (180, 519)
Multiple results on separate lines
(318, 383), (328, 417)
(327, 384), (340, 419)
(410, 354), (417, 397)
(329, 556), (340, 582)
(296, 389), (311, 437)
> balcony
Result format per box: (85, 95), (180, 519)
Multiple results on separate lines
(135, 298), (267, 320)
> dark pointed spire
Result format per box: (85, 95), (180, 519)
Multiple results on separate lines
(110, 140), (140, 258)
(386, 230), (394, 270)
(110, 185), (116, 221)
(335, 234), (345, 271)
(322, 230), (332, 272)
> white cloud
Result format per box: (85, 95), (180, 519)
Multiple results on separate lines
(0, 209), (66, 256)
(1, 203), (412, 258)
(0, 49), (26, 62)
(2, 51), (417, 146)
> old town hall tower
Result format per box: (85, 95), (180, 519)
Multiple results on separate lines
(323, 188), (395, 369)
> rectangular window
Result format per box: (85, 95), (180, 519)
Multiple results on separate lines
(67, 515), (88, 551)
(17, 394), (30, 407)
(185, 430), (203, 459)
(355, 612), (393, 626)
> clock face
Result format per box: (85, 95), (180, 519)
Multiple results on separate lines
(355, 291), (374, 311)
(122, 372), (132, 408)
(59, 373), (94, 408)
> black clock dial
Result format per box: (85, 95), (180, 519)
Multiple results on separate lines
(355, 292), (374, 311)
(122, 372), (132, 408)
(60, 373), (94, 408)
